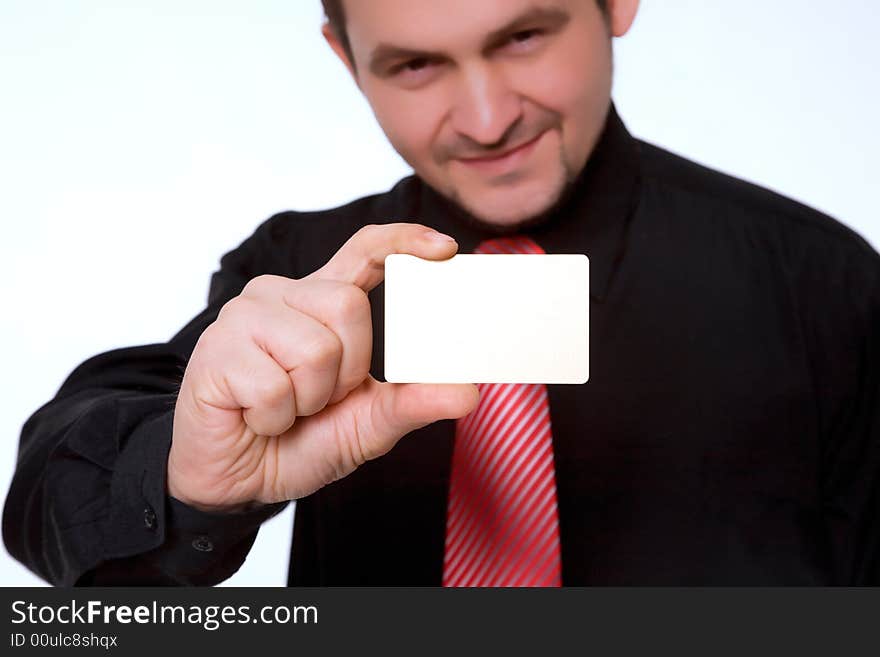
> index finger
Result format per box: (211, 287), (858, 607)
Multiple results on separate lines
(306, 222), (458, 291)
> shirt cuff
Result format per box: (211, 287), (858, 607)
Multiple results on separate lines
(104, 395), (288, 584)
(143, 495), (289, 584)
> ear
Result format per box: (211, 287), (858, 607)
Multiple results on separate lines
(607, 0), (640, 37)
(321, 22), (360, 87)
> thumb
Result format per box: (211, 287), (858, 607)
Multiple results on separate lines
(266, 378), (481, 502)
(373, 381), (480, 441)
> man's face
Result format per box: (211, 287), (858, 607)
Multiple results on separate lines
(331, 0), (624, 230)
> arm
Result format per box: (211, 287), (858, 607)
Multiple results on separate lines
(817, 244), (880, 585)
(2, 218), (477, 587)
(2, 218), (287, 586)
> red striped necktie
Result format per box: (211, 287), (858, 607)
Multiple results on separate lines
(442, 234), (562, 587)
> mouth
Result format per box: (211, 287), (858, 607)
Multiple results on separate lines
(456, 130), (547, 176)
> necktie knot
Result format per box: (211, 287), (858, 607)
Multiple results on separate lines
(473, 235), (545, 255)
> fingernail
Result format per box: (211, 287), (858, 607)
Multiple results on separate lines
(424, 230), (457, 243)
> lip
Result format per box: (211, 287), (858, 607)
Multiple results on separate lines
(456, 130), (546, 175)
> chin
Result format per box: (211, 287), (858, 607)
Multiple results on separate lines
(459, 179), (566, 232)
(473, 207), (541, 229)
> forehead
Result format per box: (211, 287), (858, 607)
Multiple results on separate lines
(343, 0), (576, 53)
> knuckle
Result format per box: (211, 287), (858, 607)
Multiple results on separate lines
(330, 284), (369, 322)
(242, 273), (282, 297)
(389, 221), (423, 231)
(339, 348), (372, 389)
(350, 358), (373, 384)
(195, 321), (227, 354)
(252, 370), (292, 406)
(216, 296), (239, 319)
(301, 331), (342, 368)
(336, 373), (368, 400)
(356, 223), (382, 239)
(216, 295), (257, 325)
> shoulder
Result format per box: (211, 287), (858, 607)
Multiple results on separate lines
(257, 174), (419, 246)
(636, 139), (878, 267)
(635, 140), (880, 325)
(220, 175), (421, 279)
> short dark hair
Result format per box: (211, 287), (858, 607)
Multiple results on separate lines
(320, 0), (353, 67)
(321, 0), (608, 72)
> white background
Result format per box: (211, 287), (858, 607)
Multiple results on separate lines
(1, 1), (878, 586)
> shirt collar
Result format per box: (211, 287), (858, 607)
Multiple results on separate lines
(414, 102), (641, 302)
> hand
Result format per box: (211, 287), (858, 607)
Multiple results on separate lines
(167, 223), (479, 512)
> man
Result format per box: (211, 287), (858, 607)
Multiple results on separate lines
(4, 0), (879, 585)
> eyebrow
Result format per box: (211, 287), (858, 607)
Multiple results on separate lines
(367, 5), (571, 76)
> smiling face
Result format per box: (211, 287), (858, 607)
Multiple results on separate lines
(324, 0), (638, 230)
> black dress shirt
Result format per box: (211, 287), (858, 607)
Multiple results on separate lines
(4, 104), (879, 585)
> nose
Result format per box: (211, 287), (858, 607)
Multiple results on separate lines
(449, 62), (522, 148)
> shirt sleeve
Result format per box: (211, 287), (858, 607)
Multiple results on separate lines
(2, 214), (293, 586)
(815, 241), (880, 585)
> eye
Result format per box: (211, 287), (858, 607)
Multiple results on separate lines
(505, 29), (544, 49)
(391, 57), (434, 76)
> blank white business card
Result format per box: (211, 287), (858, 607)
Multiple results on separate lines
(384, 253), (589, 384)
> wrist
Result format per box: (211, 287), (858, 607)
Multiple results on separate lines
(167, 463), (262, 515)
(168, 495), (264, 515)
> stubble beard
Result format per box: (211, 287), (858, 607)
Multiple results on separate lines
(440, 144), (579, 237)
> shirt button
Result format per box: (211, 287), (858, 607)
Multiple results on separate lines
(143, 506), (157, 530)
(191, 535), (214, 553)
